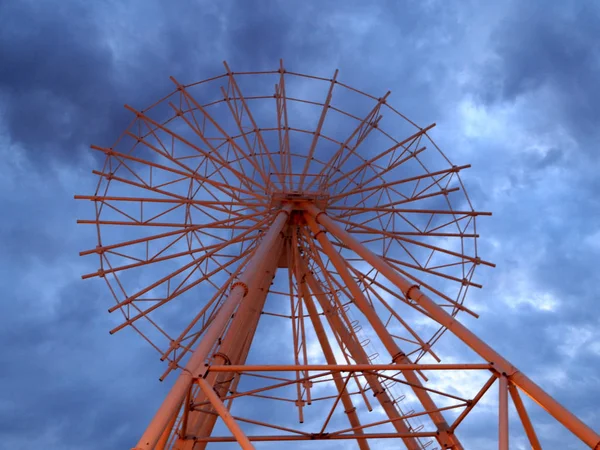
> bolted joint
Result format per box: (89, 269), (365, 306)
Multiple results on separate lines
(212, 352), (231, 365)
(314, 210), (327, 224)
(372, 389), (385, 397)
(391, 351), (406, 363)
(310, 433), (330, 440)
(314, 229), (326, 239)
(230, 281), (249, 296)
(406, 284), (420, 302)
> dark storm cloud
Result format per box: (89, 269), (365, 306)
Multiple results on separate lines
(0, 0), (226, 166)
(0, 1), (118, 162)
(0, 277), (172, 449)
(480, 1), (600, 146)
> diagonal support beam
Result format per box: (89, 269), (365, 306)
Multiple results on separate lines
(180, 237), (282, 449)
(509, 382), (542, 450)
(197, 378), (255, 449)
(499, 375), (509, 450)
(133, 205), (291, 450)
(303, 202), (600, 449)
(304, 213), (461, 450)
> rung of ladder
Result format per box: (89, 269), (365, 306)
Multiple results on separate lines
(392, 394), (406, 404)
(367, 352), (378, 361)
(383, 379), (395, 388)
(350, 320), (362, 332)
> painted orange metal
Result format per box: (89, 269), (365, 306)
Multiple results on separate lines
(304, 202), (600, 448)
(76, 61), (599, 450)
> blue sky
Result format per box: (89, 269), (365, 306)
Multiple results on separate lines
(1, 1), (599, 449)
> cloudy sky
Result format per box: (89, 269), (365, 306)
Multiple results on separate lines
(1, 1), (599, 449)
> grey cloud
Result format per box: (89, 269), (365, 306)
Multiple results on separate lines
(480, 1), (600, 146)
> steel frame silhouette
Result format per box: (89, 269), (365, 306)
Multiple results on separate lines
(77, 60), (600, 450)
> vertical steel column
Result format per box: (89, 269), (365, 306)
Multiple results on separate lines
(304, 203), (600, 448)
(305, 213), (460, 449)
(499, 376), (508, 450)
(294, 262), (370, 450)
(134, 205), (291, 450)
(302, 263), (422, 450)
(184, 237), (283, 449)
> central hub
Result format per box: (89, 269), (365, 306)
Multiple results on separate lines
(269, 190), (329, 211)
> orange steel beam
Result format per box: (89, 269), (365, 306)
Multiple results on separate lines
(295, 279), (370, 450)
(294, 248), (369, 448)
(182, 239), (281, 449)
(105, 214), (268, 314)
(220, 84), (274, 186)
(222, 61), (280, 185)
(508, 382), (542, 450)
(173, 76), (269, 186)
(130, 114), (260, 195)
(166, 101), (264, 194)
(298, 230), (394, 410)
(82, 229), (258, 280)
(196, 378), (254, 449)
(330, 403), (466, 437)
(111, 250), (253, 336)
(300, 262), (423, 450)
(274, 59), (291, 188)
(287, 233), (306, 422)
(305, 213), (461, 449)
(329, 206), (491, 218)
(449, 374), (497, 433)
(329, 219), (493, 270)
(317, 372), (353, 435)
(207, 364), (492, 372)
(334, 143), (427, 196)
(273, 61), (292, 189)
(157, 258), (250, 374)
(191, 432), (438, 442)
(292, 229), (311, 409)
(193, 370), (345, 410)
(499, 375), (509, 450)
(346, 265), (443, 362)
(330, 164), (471, 206)
(329, 164), (468, 203)
(308, 91), (390, 191)
(123, 105), (266, 200)
(133, 205), (291, 450)
(155, 399), (181, 450)
(192, 406), (313, 438)
(304, 202), (600, 449)
(299, 68), (338, 190)
(92, 142), (262, 202)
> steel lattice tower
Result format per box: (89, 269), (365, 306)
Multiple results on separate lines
(77, 61), (599, 450)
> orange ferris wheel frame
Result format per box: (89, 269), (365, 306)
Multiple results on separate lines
(76, 60), (600, 450)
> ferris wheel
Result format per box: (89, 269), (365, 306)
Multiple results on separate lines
(77, 60), (599, 450)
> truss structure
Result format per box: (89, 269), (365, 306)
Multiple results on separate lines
(77, 61), (600, 449)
